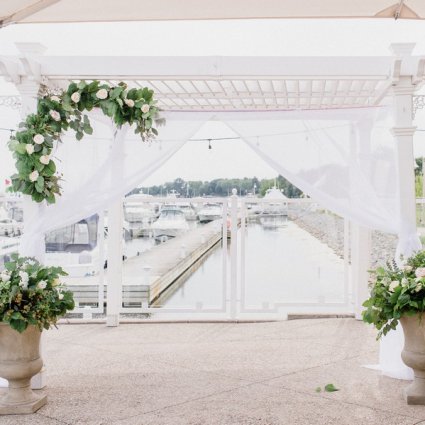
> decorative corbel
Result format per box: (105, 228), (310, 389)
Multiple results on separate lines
(0, 58), (20, 84)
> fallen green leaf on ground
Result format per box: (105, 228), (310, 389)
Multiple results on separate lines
(324, 384), (339, 392)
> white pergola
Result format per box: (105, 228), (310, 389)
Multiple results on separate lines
(0, 39), (424, 387)
(1, 0), (425, 26)
(1, 40), (423, 316)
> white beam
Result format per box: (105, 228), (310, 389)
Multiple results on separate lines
(0, 55), (398, 80)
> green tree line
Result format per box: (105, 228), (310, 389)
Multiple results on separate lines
(132, 175), (303, 198)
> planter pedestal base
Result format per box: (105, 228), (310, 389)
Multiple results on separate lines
(0, 378), (47, 415)
(0, 394), (47, 415)
(404, 378), (425, 405)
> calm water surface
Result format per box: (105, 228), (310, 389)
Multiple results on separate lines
(151, 220), (345, 309)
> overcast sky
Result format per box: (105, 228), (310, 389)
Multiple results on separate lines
(1, 19), (425, 190)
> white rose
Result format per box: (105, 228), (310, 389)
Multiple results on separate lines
(58, 292), (64, 300)
(26, 144), (34, 155)
(37, 280), (47, 289)
(389, 281), (399, 292)
(71, 92), (81, 103)
(51, 96), (61, 103)
(29, 170), (39, 182)
(49, 110), (61, 121)
(18, 271), (29, 289)
(415, 267), (425, 278)
(124, 99), (135, 108)
(403, 265), (413, 273)
(141, 104), (150, 114)
(40, 155), (50, 165)
(33, 134), (44, 145)
(96, 89), (108, 100)
(401, 278), (409, 287)
(416, 283), (422, 293)
(0, 272), (10, 283)
(52, 278), (60, 287)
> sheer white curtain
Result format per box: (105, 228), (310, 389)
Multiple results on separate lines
(20, 113), (209, 254)
(224, 108), (400, 236)
(221, 107), (419, 381)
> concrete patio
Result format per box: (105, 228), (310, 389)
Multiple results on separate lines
(1, 318), (425, 425)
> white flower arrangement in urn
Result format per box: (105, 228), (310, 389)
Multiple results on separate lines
(0, 254), (74, 414)
(362, 251), (425, 405)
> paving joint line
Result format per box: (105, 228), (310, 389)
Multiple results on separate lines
(255, 369), (425, 422)
(112, 379), (274, 423)
(36, 412), (73, 425)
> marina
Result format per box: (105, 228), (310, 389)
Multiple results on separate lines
(0, 196), (347, 316)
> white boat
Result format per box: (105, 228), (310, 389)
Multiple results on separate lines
(124, 202), (156, 224)
(0, 207), (22, 237)
(45, 215), (101, 277)
(151, 206), (189, 240)
(178, 202), (198, 221)
(260, 187), (288, 217)
(198, 203), (222, 223)
(45, 215), (128, 277)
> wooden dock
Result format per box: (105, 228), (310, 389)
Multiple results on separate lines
(65, 220), (223, 307)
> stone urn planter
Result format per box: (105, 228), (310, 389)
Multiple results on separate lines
(400, 314), (425, 405)
(0, 323), (46, 414)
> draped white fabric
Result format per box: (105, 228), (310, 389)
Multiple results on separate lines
(221, 108), (420, 381)
(19, 114), (207, 255)
(19, 107), (420, 380)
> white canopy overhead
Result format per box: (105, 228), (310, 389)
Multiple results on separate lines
(1, 0), (425, 27)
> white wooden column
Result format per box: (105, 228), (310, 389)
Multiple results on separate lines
(13, 78), (48, 390)
(106, 127), (127, 327)
(16, 79), (46, 261)
(378, 72), (418, 380)
(392, 76), (418, 257)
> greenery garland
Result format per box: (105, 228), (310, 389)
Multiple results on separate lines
(8, 80), (163, 204)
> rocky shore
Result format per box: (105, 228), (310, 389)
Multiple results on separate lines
(289, 206), (398, 268)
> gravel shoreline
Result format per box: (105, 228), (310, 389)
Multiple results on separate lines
(289, 206), (398, 268)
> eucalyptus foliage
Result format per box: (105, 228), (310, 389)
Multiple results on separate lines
(362, 251), (425, 339)
(8, 80), (163, 204)
(0, 254), (74, 333)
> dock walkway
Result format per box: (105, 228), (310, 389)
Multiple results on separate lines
(66, 221), (223, 306)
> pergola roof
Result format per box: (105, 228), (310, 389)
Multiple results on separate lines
(1, 43), (424, 112)
(1, 0), (425, 27)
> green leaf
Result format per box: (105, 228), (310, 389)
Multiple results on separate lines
(83, 124), (93, 135)
(44, 160), (56, 176)
(324, 384), (339, 392)
(10, 319), (28, 333)
(110, 87), (123, 100)
(15, 143), (28, 155)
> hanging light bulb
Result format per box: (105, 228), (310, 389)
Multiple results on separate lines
(208, 139), (212, 150)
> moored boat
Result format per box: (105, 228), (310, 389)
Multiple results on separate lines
(151, 206), (189, 240)
(198, 203), (222, 223)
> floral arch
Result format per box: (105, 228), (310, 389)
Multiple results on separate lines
(8, 80), (162, 204)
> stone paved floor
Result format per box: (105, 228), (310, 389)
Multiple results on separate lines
(1, 319), (425, 425)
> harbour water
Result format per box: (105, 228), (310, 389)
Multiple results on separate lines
(152, 220), (345, 310)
